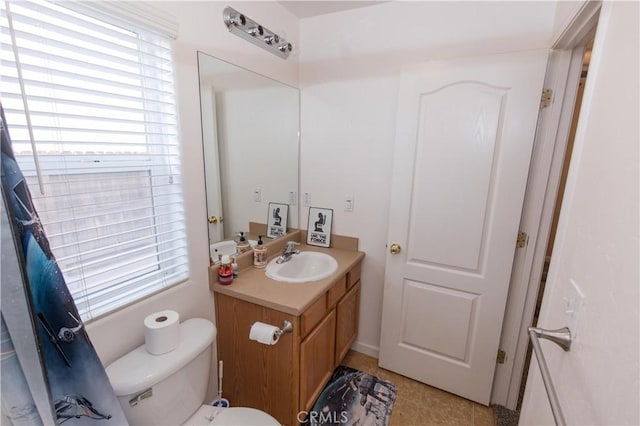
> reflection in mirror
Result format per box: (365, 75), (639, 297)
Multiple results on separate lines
(197, 52), (299, 248)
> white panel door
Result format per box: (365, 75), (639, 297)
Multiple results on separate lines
(379, 50), (548, 405)
(200, 86), (224, 243)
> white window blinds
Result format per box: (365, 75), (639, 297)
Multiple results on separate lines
(1, 0), (189, 320)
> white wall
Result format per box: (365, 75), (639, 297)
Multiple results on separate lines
(85, 0), (299, 390)
(298, 1), (557, 355)
(519, 2), (639, 424)
(551, 0), (589, 43)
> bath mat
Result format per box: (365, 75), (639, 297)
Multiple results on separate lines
(307, 365), (397, 426)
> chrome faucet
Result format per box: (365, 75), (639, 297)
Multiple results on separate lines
(276, 241), (300, 264)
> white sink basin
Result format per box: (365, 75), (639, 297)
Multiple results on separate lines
(265, 251), (338, 283)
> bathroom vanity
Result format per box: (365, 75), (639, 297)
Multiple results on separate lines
(210, 232), (364, 426)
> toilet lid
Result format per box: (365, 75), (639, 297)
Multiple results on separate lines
(210, 407), (279, 425)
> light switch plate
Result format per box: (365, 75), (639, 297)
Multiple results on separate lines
(344, 194), (354, 212)
(303, 192), (311, 207)
(254, 189), (261, 202)
(289, 191), (297, 205)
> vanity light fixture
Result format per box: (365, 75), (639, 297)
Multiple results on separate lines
(223, 7), (293, 59)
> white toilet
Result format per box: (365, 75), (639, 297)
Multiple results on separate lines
(105, 318), (279, 426)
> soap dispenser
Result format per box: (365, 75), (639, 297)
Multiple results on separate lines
(232, 257), (238, 278)
(236, 232), (250, 253)
(253, 235), (267, 268)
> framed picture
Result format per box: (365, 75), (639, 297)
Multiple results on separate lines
(307, 207), (333, 248)
(267, 202), (288, 238)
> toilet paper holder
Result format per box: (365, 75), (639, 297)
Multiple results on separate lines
(249, 320), (293, 345)
(275, 320), (293, 339)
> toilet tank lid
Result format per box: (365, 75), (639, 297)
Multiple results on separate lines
(105, 318), (216, 396)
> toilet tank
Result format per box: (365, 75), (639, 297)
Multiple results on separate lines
(105, 318), (216, 426)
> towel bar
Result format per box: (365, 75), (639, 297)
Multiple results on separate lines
(528, 326), (572, 426)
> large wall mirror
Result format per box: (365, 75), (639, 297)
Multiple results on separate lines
(197, 52), (300, 249)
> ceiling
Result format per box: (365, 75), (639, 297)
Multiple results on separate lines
(277, 1), (387, 19)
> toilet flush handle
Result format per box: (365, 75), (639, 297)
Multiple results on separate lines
(129, 388), (152, 407)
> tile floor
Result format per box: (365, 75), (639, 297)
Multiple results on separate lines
(342, 350), (496, 426)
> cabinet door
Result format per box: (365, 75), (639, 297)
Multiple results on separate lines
(335, 281), (361, 365)
(300, 309), (336, 412)
(215, 293), (298, 425)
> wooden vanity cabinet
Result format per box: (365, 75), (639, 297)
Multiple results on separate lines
(214, 260), (362, 426)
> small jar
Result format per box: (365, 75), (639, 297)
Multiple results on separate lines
(218, 255), (233, 285)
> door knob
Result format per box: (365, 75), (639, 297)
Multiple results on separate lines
(389, 243), (401, 255)
(208, 215), (219, 224)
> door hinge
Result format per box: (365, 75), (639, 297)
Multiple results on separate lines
(497, 349), (507, 364)
(540, 88), (553, 108)
(516, 231), (528, 248)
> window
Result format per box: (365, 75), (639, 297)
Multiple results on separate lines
(1, 0), (189, 320)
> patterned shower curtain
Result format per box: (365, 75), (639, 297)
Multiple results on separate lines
(0, 103), (128, 425)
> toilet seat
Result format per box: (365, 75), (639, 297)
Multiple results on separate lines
(210, 407), (279, 425)
(184, 405), (280, 426)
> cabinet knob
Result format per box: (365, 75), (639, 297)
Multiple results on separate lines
(389, 243), (401, 255)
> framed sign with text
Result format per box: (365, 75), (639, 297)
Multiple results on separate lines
(307, 207), (333, 248)
(267, 202), (288, 238)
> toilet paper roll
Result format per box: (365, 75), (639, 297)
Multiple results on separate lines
(144, 310), (180, 355)
(249, 322), (280, 345)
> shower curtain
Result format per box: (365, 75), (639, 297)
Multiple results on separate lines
(0, 104), (128, 425)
